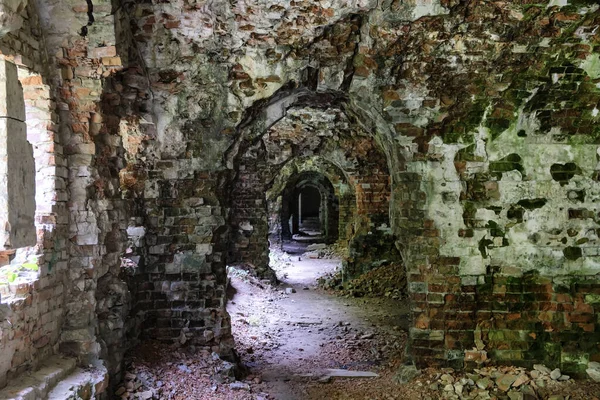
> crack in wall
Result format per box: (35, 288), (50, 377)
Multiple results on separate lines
(80, 0), (95, 37)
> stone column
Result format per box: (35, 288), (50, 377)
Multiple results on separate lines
(0, 58), (35, 250)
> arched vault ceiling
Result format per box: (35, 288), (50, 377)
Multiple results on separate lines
(263, 106), (372, 167)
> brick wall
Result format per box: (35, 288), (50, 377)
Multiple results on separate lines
(0, 0), (69, 388)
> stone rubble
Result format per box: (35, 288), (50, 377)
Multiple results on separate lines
(422, 364), (578, 400)
(319, 262), (407, 300)
(587, 362), (600, 383)
(113, 348), (257, 400)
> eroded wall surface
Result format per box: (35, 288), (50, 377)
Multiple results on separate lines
(0, 0), (135, 386)
(0, 0), (599, 388)
(121, 0), (600, 373)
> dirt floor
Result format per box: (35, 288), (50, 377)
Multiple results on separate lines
(227, 247), (411, 400)
(116, 243), (600, 400)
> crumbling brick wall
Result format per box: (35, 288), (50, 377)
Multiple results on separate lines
(1, 0), (598, 387)
(0, 0), (69, 387)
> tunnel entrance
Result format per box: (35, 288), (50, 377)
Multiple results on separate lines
(278, 171), (340, 248)
(297, 185), (321, 237)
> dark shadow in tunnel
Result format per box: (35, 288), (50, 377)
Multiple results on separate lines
(298, 185), (322, 236)
(279, 171), (339, 251)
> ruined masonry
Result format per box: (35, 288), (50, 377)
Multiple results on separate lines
(0, 0), (597, 398)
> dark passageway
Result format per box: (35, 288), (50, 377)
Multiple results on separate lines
(279, 171), (340, 247)
(297, 185), (321, 236)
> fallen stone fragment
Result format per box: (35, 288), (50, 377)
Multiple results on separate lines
(295, 320), (322, 326)
(533, 364), (551, 375)
(460, 377), (474, 386)
(324, 369), (379, 378)
(440, 373), (455, 384)
(535, 378), (546, 388)
(215, 361), (236, 382)
(587, 361), (600, 382)
(229, 381), (250, 391)
(476, 377), (492, 389)
(454, 383), (463, 395)
(496, 373), (518, 392)
(512, 374), (529, 387)
(466, 373), (479, 382)
(521, 384), (536, 397)
(550, 368), (561, 380)
(285, 288), (296, 294)
(393, 364), (420, 384)
(139, 390), (153, 400)
(360, 333), (374, 340)
(508, 390), (524, 400)
(477, 391), (491, 400)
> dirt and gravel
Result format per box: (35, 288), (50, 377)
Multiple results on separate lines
(115, 244), (600, 400)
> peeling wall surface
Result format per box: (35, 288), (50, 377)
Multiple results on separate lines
(0, 0), (599, 390)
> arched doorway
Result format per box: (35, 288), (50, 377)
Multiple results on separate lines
(297, 185), (321, 236)
(280, 171), (339, 245)
(280, 171), (340, 243)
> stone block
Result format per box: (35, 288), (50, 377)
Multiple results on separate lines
(88, 45), (117, 59)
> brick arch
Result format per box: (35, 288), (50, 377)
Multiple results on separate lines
(266, 157), (357, 249)
(278, 171), (340, 245)
(225, 82), (410, 277)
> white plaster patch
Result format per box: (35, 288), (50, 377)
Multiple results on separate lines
(580, 53), (600, 80)
(538, 38), (551, 48)
(547, 0), (568, 7)
(411, 1), (449, 20)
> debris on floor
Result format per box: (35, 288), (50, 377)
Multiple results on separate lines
(319, 262), (407, 299)
(588, 362), (600, 382)
(115, 343), (267, 400)
(116, 247), (600, 400)
(411, 364), (600, 400)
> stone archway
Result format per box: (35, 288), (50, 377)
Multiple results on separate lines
(279, 171), (339, 245)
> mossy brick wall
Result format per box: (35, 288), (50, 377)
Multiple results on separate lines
(412, 272), (600, 374)
(266, 157), (358, 247)
(228, 103), (392, 279)
(0, 0), (149, 384)
(353, 170), (391, 228)
(345, 160), (396, 280)
(229, 142), (272, 277)
(0, 0), (131, 385)
(401, 4), (600, 372)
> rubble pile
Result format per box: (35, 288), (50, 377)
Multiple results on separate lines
(114, 345), (267, 400)
(303, 243), (347, 260)
(421, 364), (586, 400)
(320, 262), (406, 299)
